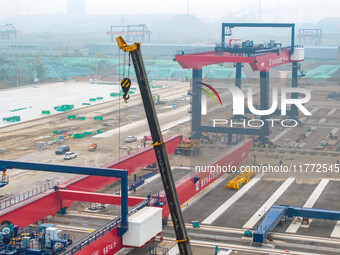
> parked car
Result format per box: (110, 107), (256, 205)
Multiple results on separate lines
(64, 152), (77, 160)
(125, 136), (137, 143)
(55, 145), (70, 155)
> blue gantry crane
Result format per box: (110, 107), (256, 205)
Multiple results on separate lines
(253, 205), (340, 243)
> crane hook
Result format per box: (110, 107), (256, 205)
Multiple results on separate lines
(123, 93), (130, 103)
(121, 78), (131, 103)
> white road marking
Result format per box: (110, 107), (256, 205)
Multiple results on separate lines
(202, 175), (263, 225)
(330, 128), (339, 135)
(327, 109), (337, 116)
(271, 128), (291, 143)
(331, 221), (340, 238)
(286, 179), (329, 233)
(168, 245), (179, 255)
(310, 107), (320, 115)
(271, 116), (308, 143)
(242, 178), (295, 229)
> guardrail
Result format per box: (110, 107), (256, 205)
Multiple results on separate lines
(0, 181), (58, 211)
(129, 179), (145, 191)
(139, 171), (155, 180)
(63, 199), (149, 255)
(148, 245), (169, 255)
(175, 47), (215, 56)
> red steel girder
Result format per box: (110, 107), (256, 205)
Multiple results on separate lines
(158, 139), (253, 217)
(58, 190), (145, 207)
(0, 190), (60, 227)
(175, 49), (292, 71)
(0, 135), (182, 227)
(60, 135), (182, 192)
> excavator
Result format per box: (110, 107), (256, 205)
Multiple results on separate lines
(116, 36), (192, 255)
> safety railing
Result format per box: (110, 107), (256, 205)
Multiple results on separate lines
(215, 43), (292, 57)
(63, 199), (149, 255)
(0, 181), (58, 211)
(148, 245), (169, 255)
(175, 46), (215, 56)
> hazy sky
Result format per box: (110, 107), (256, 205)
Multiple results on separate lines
(0, 0), (338, 23)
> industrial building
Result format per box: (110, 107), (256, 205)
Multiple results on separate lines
(0, 40), (63, 55)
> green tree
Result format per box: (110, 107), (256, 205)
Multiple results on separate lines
(33, 55), (46, 80)
(72, 50), (84, 57)
(94, 51), (108, 59)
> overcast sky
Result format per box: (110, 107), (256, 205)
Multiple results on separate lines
(0, 0), (338, 23)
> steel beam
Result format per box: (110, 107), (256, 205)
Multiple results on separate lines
(0, 136), (181, 230)
(192, 69), (203, 139)
(291, 62), (299, 117)
(253, 205), (286, 243)
(221, 23), (295, 55)
(0, 160), (129, 236)
(254, 205), (340, 243)
(61, 135), (182, 192)
(286, 206), (340, 220)
(58, 190), (145, 207)
(235, 63), (243, 89)
(0, 161), (126, 178)
(176, 49), (291, 71)
(260, 71), (270, 138)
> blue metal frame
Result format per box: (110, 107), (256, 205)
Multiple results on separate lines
(254, 205), (340, 243)
(191, 69), (203, 139)
(253, 205), (286, 243)
(0, 160), (129, 236)
(221, 23), (295, 55)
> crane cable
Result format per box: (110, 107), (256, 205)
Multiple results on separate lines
(120, 52), (132, 103)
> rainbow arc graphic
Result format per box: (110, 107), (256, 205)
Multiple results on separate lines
(198, 82), (222, 106)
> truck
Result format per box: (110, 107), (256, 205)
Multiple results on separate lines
(174, 139), (200, 156)
(88, 143), (97, 151)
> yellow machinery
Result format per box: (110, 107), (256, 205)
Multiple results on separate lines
(88, 143), (97, 151)
(174, 139), (200, 156)
(225, 168), (256, 190)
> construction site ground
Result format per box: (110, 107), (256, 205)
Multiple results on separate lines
(1, 76), (340, 254)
